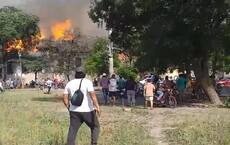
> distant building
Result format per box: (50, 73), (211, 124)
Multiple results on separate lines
(4, 51), (22, 80)
(1, 35), (97, 84)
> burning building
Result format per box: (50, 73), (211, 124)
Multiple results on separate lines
(38, 20), (97, 79)
(2, 19), (97, 83)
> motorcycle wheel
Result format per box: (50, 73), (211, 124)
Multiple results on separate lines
(169, 96), (177, 108)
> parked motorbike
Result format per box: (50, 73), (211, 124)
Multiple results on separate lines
(154, 89), (177, 108)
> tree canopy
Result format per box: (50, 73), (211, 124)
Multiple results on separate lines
(0, 6), (40, 45)
(90, 0), (230, 70)
(22, 54), (47, 80)
(89, 0), (230, 105)
(85, 38), (120, 76)
(0, 6), (40, 80)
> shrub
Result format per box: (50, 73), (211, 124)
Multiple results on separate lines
(117, 65), (138, 80)
(224, 97), (230, 108)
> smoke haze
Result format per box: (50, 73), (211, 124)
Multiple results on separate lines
(0, 0), (106, 37)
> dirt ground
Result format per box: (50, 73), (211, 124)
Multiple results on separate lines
(148, 106), (230, 145)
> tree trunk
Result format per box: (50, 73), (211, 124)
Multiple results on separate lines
(66, 74), (70, 81)
(0, 44), (3, 79)
(194, 57), (223, 106)
(0, 43), (7, 81)
(35, 71), (38, 81)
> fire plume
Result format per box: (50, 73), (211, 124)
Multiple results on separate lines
(5, 32), (43, 53)
(6, 39), (24, 52)
(40, 31), (46, 40)
(32, 47), (38, 53)
(51, 19), (74, 40)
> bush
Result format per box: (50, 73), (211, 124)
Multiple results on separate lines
(117, 65), (138, 80)
(224, 97), (230, 108)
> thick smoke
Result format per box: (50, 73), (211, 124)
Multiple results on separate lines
(0, 0), (106, 37)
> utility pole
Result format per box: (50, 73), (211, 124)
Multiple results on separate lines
(108, 41), (114, 76)
(0, 45), (2, 79)
(108, 30), (114, 76)
(0, 44), (6, 81)
(18, 51), (23, 88)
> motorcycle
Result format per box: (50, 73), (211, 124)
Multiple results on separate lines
(135, 82), (144, 97)
(154, 89), (177, 108)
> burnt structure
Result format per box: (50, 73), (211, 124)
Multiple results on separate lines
(38, 35), (96, 71)
(0, 35), (96, 81)
(0, 48), (22, 80)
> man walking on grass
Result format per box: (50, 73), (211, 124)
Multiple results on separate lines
(0, 80), (4, 92)
(46, 78), (53, 94)
(63, 71), (101, 145)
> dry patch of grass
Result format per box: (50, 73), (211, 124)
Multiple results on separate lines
(163, 108), (230, 145)
(0, 89), (155, 145)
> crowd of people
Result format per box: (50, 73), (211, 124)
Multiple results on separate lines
(99, 73), (138, 107)
(0, 77), (66, 94)
(1, 78), (21, 89)
(97, 73), (189, 108)
(37, 78), (66, 94)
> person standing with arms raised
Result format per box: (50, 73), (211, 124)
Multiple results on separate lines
(63, 70), (101, 145)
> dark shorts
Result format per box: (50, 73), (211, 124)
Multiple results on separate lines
(109, 91), (117, 97)
(118, 90), (126, 99)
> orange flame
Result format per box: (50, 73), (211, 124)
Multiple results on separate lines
(51, 19), (74, 40)
(6, 39), (24, 52)
(32, 47), (38, 53)
(39, 28), (46, 40)
(5, 31), (43, 53)
(40, 31), (46, 40)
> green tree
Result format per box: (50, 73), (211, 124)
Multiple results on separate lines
(89, 0), (230, 105)
(22, 54), (47, 80)
(117, 65), (138, 80)
(85, 38), (109, 75)
(85, 38), (120, 76)
(0, 6), (40, 80)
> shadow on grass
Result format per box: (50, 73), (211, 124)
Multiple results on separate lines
(31, 97), (62, 103)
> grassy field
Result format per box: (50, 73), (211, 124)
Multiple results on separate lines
(0, 89), (154, 145)
(163, 107), (230, 145)
(1, 89), (230, 145)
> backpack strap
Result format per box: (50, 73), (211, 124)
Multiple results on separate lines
(79, 78), (83, 89)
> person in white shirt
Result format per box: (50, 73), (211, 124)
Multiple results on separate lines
(46, 78), (53, 94)
(109, 74), (118, 106)
(0, 80), (4, 92)
(63, 71), (101, 145)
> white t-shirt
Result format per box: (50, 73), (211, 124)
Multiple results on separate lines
(109, 78), (117, 92)
(0, 82), (3, 89)
(46, 80), (53, 87)
(64, 78), (94, 112)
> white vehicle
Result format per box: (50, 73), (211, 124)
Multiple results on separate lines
(139, 75), (154, 85)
